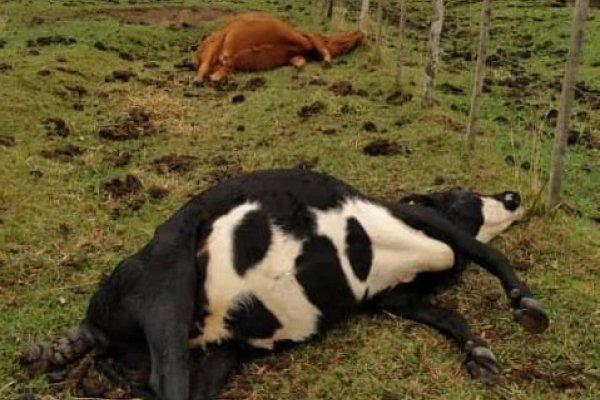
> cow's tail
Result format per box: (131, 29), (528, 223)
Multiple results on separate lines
(326, 30), (365, 58)
(19, 323), (96, 373)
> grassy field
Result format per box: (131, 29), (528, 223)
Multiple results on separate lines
(0, 0), (599, 399)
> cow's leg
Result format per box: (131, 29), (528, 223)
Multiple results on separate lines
(302, 32), (332, 65)
(289, 55), (307, 79)
(189, 344), (239, 400)
(375, 288), (501, 384)
(392, 205), (550, 334)
(209, 64), (231, 81)
(143, 311), (191, 400)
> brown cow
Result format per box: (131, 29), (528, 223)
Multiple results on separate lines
(194, 12), (365, 81)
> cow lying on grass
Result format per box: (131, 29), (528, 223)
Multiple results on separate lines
(194, 12), (365, 81)
(22, 169), (549, 399)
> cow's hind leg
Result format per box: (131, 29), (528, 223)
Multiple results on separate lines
(375, 288), (501, 384)
(189, 344), (238, 400)
(393, 205), (550, 334)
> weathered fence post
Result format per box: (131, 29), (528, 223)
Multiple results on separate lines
(423, 0), (445, 106)
(466, 0), (493, 150)
(359, 0), (371, 32)
(548, 0), (589, 209)
(395, 0), (407, 86)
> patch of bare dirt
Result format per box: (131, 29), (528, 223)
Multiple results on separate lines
(151, 154), (197, 175)
(362, 139), (412, 157)
(97, 6), (233, 28)
(40, 145), (84, 162)
(98, 108), (156, 141)
(421, 113), (464, 132)
(0, 134), (16, 147)
(101, 174), (143, 198)
(298, 101), (326, 118)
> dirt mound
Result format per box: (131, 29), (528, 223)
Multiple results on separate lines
(362, 139), (412, 157)
(298, 101), (326, 118)
(40, 145), (84, 162)
(0, 134), (15, 147)
(151, 154), (197, 175)
(98, 6), (233, 27)
(98, 109), (156, 141)
(101, 174), (143, 198)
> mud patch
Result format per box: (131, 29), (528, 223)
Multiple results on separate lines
(363, 139), (412, 156)
(298, 101), (326, 118)
(103, 151), (132, 167)
(101, 174), (143, 198)
(43, 118), (70, 138)
(27, 35), (76, 47)
(205, 158), (244, 184)
(243, 76), (266, 91)
(385, 90), (413, 105)
(105, 70), (137, 83)
(0, 63), (12, 73)
(330, 80), (354, 96)
(147, 186), (169, 201)
(40, 145), (84, 162)
(0, 134), (16, 147)
(151, 154), (197, 174)
(99, 108), (156, 141)
(97, 6), (233, 27)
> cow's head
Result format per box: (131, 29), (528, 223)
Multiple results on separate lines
(400, 187), (524, 243)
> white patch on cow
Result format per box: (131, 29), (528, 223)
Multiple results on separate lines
(476, 197), (524, 243)
(189, 203), (321, 349)
(313, 199), (455, 298)
(191, 198), (458, 349)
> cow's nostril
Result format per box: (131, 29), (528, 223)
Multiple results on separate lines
(504, 192), (521, 211)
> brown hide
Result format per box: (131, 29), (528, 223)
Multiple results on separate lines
(195, 12), (364, 80)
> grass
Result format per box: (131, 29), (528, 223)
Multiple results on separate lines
(0, 0), (599, 399)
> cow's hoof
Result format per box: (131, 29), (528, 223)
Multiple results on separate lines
(465, 346), (501, 385)
(512, 297), (549, 334)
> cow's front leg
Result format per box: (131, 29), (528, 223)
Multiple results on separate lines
(393, 205), (550, 334)
(189, 344), (239, 400)
(375, 288), (501, 384)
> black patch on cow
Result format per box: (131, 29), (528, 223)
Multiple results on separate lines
(225, 295), (282, 340)
(233, 210), (271, 275)
(295, 235), (358, 330)
(345, 217), (372, 281)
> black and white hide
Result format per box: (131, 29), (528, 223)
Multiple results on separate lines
(81, 169), (549, 400)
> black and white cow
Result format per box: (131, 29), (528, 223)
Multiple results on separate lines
(81, 169), (548, 400)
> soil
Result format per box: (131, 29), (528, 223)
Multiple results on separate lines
(147, 186), (169, 200)
(362, 139), (412, 157)
(101, 174), (143, 198)
(42, 118), (70, 138)
(151, 154), (197, 175)
(0, 63), (12, 73)
(231, 94), (245, 104)
(510, 363), (587, 392)
(385, 90), (413, 106)
(27, 35), (76, 47)
(104, 151), (132, 167)
(362, 121), (378, 132)
(0, 134), (16, 147)
(205, 162), (244, 185)
(243, 77), (266, 91)
(105, 70), (137, 83)
(330, 80), (354, 96)
(97, 6), (233, 27)
(40, 145), (84, 162)
(98, 108), (156, 141)
(298, 101), (326, 118)
(438, 82), (465, 95)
